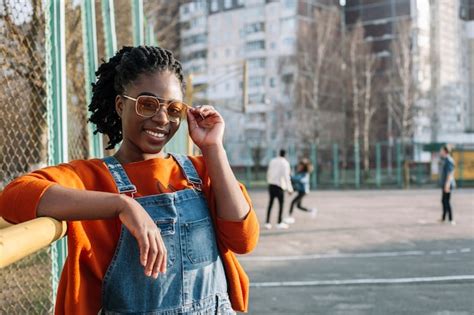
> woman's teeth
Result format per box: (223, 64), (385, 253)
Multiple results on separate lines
(145, 130), (166, 138)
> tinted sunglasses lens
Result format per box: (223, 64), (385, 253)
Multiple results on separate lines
(136, 96), (159, 117)
(167, 101), (187, 121)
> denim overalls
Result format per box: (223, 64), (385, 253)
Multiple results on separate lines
(101, 154), (235, 315)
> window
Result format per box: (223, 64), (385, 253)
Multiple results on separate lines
(237, 0), (245, 6)
(282, 73), (293, 85)
(269, 77), (276, 87)
(224, 0), (232, 9)
(190, 16), (206, 28)
(247, 58), (266, 68)
(246, 40), (265, 51)
(249, 93), (266, 103)
(283, 0), (296, 9)
(245, 22), (265, 34)
(249, 76), (265, 87)
(181, 5), (190, 15)
(210, 0), (218, 12)
(283, 37), (295, 48)
(281, 17), (295, 32)
(181, 34), (207, 46)
(185, 50), (207, 60)
(181, 21), (191, 31)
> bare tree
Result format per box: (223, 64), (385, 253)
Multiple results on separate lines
(361, 52), (378, 173)
(143, 0), (181, 55)
(1, 0), (48, 180)
(388, 19), (417, 149)
(344, 21), (381, 174)
(347, 22), (364, 153)
(293, 6), (342, 144)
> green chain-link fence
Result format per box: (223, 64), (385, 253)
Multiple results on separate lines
(225, 141), (474, 190)
(0, 0), (54, 312)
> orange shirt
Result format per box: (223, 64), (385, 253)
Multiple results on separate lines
(0, 156), (259, 314)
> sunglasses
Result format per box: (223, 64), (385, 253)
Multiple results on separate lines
(122, 94), (190, 123)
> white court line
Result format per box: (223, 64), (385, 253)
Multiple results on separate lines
(251, 275), (474, 288)
(240, 248), (471, 262)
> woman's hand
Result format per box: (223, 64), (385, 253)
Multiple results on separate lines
(187, 105), (225, 150)
(117, 195), (167, 279)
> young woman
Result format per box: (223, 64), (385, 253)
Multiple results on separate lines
(284, 158), (316, 224)
(0, 46), (259, 314)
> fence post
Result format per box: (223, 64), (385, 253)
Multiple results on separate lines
(311, 143), (317, 190)
(47, 0), (68, 298)
(396, 140), (402, 188)
(286, 143), (294, 171)
(131, 0), (144, 46)
(354, 142), (360, 188)
(376, 142), (381, 188)
(245, 144), (251, 189)
(82, 0), (103, 158)
(101, 0), (117, 59)
(145, 22), (157, 46)
(459, 145), (464, 188)
(333, 143), (339, 188)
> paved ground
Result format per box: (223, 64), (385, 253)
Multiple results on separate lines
(240, 189), (474, 315)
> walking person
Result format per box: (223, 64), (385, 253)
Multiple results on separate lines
(284, 158), (317, 225)
(0, 46), (259, 314)
(265, 149), (293, 229)
(439, 145), (456, 225)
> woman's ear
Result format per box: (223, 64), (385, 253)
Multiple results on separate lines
(115, 95), (124, 118)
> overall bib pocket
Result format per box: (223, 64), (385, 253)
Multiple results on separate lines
(184, 217), (218, 264)
(156, 218), (177, 267)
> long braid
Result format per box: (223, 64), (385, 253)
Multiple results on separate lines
(88, 46), (185, 150)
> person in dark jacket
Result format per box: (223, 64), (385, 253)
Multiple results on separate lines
(283, 158), (316, 224)
(439, 145), (456, 225)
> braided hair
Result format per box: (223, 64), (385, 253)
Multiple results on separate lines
(89, 46), (185, 150)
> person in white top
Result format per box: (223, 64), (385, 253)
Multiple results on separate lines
(265, 149), (293, 229)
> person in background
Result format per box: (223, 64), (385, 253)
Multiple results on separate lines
(439, 144), (456, 225)
(265, 149), (293, 229)
(283, 158), (316, 224)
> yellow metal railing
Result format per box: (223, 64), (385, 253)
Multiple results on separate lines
(0, 217), (67, 268)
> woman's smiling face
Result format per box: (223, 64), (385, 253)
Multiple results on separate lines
(115, 70), (184, 162)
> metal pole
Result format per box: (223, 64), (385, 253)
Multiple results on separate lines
(396, 140), (402, 188)
(82, 0), (103, 158)
(459, 145), (464, 188)
(146, 22), (157, 46)
(101, 0), (117, 59)
(354, 142), (360, 188)
(311, 143), (317, 190)
(131, 0), (144, 46)
(375, 142), (381, 188)
(46, 0), (68, 299)
(246, 144), (251, 188)
(242, 60), (248, 113)
(333, 143), (339, 188)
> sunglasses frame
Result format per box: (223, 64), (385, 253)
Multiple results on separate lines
(122, 94), (191, 121)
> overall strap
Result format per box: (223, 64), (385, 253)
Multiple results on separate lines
(102, 156), (137, 196)
(169, 153), (203, 191)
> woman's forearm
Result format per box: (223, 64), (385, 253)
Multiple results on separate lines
(201, 144), (249, 221)
(37, 184), (127, 220)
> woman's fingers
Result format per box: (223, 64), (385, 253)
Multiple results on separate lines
(190, 105), (218, 120)
(151, 233), (167, 278)
(138, 232), (149, 267)
(158, 236), (167, 275)
(145, 231), (158, 277)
